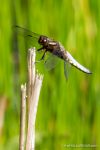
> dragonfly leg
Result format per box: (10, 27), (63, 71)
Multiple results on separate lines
(35, 50), (46, 63)
(40, 51), (46, 60)
(37, 47), (44, 51)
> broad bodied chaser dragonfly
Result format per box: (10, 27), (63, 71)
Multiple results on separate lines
(15, 26), (92, 79)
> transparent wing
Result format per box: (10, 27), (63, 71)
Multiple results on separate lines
(64, 61), (71, 80)
(14, 25), (40, 38)
(13, 25), (41, 48)
(44, 53), (60, 71)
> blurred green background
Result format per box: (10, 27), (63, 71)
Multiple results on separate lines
(0, 0), (100, 149)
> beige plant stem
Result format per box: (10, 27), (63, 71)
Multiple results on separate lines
(26, 48), (43, 150)
(19, 84), (26, 150)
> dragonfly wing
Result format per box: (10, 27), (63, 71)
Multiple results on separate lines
(14, 25), (41, 48)
(66, 51), (92, 74)
(14, 25), (40, 38)
(44, 53), (60, 71)
(64, 61), (71, 80)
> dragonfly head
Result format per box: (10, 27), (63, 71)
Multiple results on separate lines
(38, 35), (48, 46)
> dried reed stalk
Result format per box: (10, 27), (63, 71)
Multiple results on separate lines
(19, 84), (26, 150)
(26, 48), (43, 150)
(19, 47), (43, 150)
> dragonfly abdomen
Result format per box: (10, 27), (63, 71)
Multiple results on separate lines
(65, 51), (92, 74)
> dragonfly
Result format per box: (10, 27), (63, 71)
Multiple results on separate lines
(14, 25), (92, 79)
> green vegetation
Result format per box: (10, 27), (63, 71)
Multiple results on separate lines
(0, 0), (100, 149)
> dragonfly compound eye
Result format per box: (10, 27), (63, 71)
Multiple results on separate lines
(38, 36), (47, 45)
